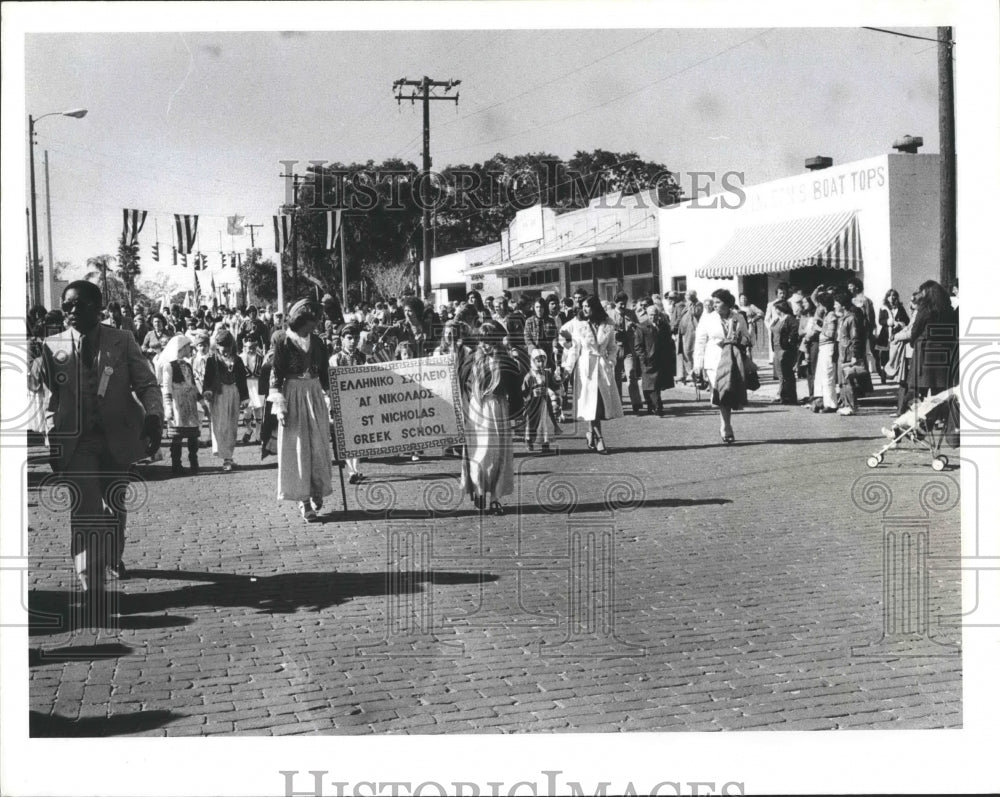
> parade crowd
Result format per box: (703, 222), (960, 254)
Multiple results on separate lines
(26, 274), (958, 596)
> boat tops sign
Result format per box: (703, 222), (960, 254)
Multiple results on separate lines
(329, 354), (465, 459)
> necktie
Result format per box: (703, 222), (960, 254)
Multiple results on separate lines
(80, 333), (94, 369)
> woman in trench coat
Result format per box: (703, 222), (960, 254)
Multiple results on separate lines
(560, 295), (623, 453)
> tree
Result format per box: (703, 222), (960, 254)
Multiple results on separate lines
(84, 254), (129, 305)
(136, 273), (180, 308)
(364, 262), (418, 303)
(116, 233), (142, 305)
(246, 254), (281, 305)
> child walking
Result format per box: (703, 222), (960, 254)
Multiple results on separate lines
(202, 327), (249, 471)
(161, 335), (202, 475)
(329, 324), (367, 483)
(521, 348), (561, 451)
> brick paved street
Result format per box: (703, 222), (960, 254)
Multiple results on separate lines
(26, 376), (962, 736)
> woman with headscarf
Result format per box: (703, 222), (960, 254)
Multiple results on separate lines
(202, 327), (249, 471)
(560, 295), (624, 453)
(160, 334), (202, 475)
(268, 299), (334, 521)
(693, 288), (751, 443)
(461, 321), (524, 514)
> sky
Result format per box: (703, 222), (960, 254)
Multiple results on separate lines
(21, 25), (941, 290)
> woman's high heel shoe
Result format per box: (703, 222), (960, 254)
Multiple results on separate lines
(721, 433), (735, 444)
(585, 432), (596, 450)
(489, 500), (505, 516)
(594, 434), (608, 454)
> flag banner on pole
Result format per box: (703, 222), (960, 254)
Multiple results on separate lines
(325, 209), (342, 250)
(273, 214), (292, 253)
(174, 214), (199, 254)
(227, 215), (245, 236)
(123, 209), (147, 246)
(193, 269), (201, 300)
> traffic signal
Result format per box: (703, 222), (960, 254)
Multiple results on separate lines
(172, 246), (178, 266)
(151, 242), (160, 262)
(220, 251), (226, 268)
(180, 252), (188, 268)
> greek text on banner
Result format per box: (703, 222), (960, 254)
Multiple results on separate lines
(329, 354), (466, 459)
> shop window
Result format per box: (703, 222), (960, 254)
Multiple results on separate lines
(672, 276), (687, 294)
(570, 263), (581, 282)
(623, 256), (638, 276)
(580, 263), (593, 281)
(637, 253), (653, 274)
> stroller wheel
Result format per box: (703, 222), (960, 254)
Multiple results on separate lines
(866, 455), (881, 469)
(939, 455), (949, 466)
(931, 457), (946, 472)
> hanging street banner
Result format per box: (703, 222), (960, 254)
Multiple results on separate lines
(329, 354), (465, 459)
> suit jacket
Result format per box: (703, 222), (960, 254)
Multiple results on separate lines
(30, 325), (163, 469)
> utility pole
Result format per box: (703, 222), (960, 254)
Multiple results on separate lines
(340, 215), (348, 308)
(44, 150), (55, 309)
(393, 76), (460, 300)
(938, 27), (956, 289)
(245, 222), (264, 252)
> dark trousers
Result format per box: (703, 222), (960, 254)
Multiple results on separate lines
(805, 340), (819, 398)
(896, 358), (914, 415)
(616, 351), (643, 411)
(170, 436), (199, 459)
(63, 432), (131, 589)
(778, 353), (798, 403)
(643, 389), (662, 414)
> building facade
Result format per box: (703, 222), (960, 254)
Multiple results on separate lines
(659, 152), (940, 311)
(431, 150), (941, 312)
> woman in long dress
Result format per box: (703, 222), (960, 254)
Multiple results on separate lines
(201, 328), (249, 471)
(560, 295), (624, 453)
(267, 300), (333, 522)
(694, 288), (751, 443)
(461, 321), (523, 515)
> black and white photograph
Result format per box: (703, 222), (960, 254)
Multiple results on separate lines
(1, 1), (997, 795)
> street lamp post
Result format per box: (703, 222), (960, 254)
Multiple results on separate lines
(28, 108), (86, 307)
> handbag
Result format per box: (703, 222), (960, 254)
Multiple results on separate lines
(744, 354), (760, 392)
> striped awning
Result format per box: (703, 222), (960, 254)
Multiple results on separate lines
(695, 211), (863, 279)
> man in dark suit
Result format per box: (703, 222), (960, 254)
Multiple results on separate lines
(31, 281), (163, 601)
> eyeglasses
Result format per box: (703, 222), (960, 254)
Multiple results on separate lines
(61, 300), (93, 314)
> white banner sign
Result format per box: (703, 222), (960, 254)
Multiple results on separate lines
(329, 355), (465, 459)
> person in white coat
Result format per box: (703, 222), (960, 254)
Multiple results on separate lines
(693, 288), (751, 444)
(560, 295), (623, 453)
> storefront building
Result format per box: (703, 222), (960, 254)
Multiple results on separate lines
(658, 150), (941, 312)
(431, 190), (662, 306)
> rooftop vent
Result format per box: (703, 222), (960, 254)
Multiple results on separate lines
(805, 156), (833, 171)
(892, 134), (924, 153)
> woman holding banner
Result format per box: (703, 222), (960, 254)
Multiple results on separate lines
(461, 321), (524, 515)
(268, 300), (334, 522)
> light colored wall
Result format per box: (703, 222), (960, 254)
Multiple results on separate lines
(658, 154), (902, 301)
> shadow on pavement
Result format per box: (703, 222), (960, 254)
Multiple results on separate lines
(27, 590), (194, 637)
(29, 643), (133, 667)
(30, 709), (180, 737)
(336, 496), (731, 520)
(117, 569), (498, 616)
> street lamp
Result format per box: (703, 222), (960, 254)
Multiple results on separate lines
(28, 108), (87, 308)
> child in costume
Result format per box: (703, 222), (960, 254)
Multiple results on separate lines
(521, 348), (561, 451)
(161, 334), (202, 475)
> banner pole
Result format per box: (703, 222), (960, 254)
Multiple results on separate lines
(328, 371), (348, 512)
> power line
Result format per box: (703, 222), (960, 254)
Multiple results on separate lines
(439, 30), (663, 133)
(862, 26), (954, 45)
(437, 28), (773, 157)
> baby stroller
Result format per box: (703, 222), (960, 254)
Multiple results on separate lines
(867, 387), (959, 471)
